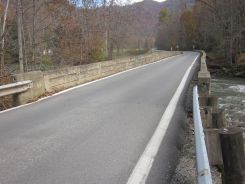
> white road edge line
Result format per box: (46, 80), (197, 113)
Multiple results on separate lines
(0, 54), (182, 114)
(126, 55), (199, 184)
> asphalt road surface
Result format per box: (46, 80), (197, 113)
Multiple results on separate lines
(0, 52), (199, 184)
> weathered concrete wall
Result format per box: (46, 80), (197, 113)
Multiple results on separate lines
(14, 71), (45, 105)
(14, 51), (181, 105)
(43, 51), (180, 93)
(198, 51), (211, 96)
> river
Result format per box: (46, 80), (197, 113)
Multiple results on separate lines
(211, 77), (245, 126)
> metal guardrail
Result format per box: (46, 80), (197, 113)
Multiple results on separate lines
(193, 85), (213, 184)
(0, 80), (32, 97)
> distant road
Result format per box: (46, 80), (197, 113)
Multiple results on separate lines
(0, 52), (199, 184)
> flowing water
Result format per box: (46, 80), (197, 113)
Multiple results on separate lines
(211, 77), (245, 126)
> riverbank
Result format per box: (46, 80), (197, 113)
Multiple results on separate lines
(206, 56), (245, 78)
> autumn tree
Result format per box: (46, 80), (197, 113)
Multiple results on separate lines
(194, 0), (245, 65)
(156, 8), (178, 50)
(179, 10), (198, 49)
(0, 0), (144, 74)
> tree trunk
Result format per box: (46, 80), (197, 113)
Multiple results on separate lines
(0, 0), (10, 75)
(17, 0), (24, 73)
(229, 0), (234, 66)
(31, 0), (36, 69)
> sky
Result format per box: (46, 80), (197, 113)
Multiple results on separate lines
(70, 0), (167, 7)
(131, 0), (166, 3)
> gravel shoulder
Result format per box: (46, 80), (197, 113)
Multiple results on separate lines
(170, 117), (222, 184)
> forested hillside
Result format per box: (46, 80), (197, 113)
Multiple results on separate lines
(0, 0), (167, 77)
(156, 0), (245, 66)
(0, 0), (186, 77)
(0, 0), (244, 78)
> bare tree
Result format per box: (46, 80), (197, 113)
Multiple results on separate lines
(196, 0), (245, 65)
(17, 0), (24, 73)
(0, 0), (10, 75)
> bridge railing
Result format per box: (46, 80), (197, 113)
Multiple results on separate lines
(198, 51), (211, 97)
(0, 80), (32, 97)
(194, 50), (245, 184)
(193, 85), (213, 184)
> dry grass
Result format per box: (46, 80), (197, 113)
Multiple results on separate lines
(0, 68), (14, 111)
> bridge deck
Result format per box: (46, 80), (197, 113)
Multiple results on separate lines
(0, 52), (199, 184)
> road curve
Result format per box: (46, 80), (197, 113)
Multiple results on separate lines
(0, 52), (199, 184)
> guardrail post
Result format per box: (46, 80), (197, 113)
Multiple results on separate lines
(13, 93), (20, 106)
(200, 106), (213, 129)
(198, 74), (211, 97)
(219, 127), (245, 184)
(199, 96), (218, 113)
(204, 129), (223, 166)
(199, 96), (224, 129)
(212, 109), (226, 129)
